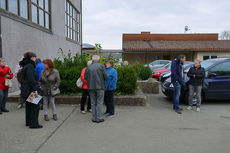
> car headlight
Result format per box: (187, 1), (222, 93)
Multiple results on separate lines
(169, 83), (174, 88)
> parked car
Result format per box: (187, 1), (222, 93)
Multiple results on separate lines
(152, 63), (171, 80)
(145, 60), (171, 71)
(159, 62), (194, 83)
(162, 58), (230, 104)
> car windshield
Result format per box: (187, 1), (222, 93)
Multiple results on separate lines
(201, 60), (216, 70)
(163, 63), (171, 69)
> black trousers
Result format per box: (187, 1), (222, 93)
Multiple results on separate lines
(25, 100), (40, 127)
(104, 90), (115, 115)
(80, 89), (91, 111)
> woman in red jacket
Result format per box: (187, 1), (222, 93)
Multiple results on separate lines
(80, 60), (92, 114)
(0, 58), (14, 114)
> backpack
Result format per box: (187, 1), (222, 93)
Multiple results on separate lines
(17, 69), (24, 84)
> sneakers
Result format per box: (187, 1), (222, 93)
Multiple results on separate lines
(175, 110), (182, 114)
(187, 106), (193, 110)
(1, 108), (9, 112)
(107, 114), (115, 118)
(17, 104), (23, 109)
(196, 108), (201, 112)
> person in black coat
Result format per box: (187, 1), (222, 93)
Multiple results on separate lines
(20, 52), (42, 129)
(187, 59), (205, 112)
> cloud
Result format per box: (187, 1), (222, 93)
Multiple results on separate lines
(83, 0), (230, 49)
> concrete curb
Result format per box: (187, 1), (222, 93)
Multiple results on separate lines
(7, 94), (147, 106)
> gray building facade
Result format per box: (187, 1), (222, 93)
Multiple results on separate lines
(0, 0), (82, 91)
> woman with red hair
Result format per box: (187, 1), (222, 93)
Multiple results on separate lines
(39, 59), (61, 121)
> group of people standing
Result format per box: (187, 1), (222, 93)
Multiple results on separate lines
(80, 55), (118, 123)
(171, 55), (205, 114)
(0, 53), (117, 129)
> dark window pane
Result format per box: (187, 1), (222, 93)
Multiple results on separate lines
(32, 5), (38, 23)
(210, 62), (230, 76)
(45, 0), (49, 11)
(39, 0), (43, 8)
(203, 56), (210, 60)
(0, 0), (6, 9)
(20, 0), (28, 19)
(45, 13), (49, 29)
(211, 56), (217, 59)
(32, 0), (37, 4)
(39, 9), (44, 26)
(8, 0), (18, 15)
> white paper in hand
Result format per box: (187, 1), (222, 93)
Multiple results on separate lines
(26, 94), (42, 105)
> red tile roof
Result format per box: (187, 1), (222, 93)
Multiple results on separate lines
(123, 40), (230, 52)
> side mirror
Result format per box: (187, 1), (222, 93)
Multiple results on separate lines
(208, 72), (217, 78)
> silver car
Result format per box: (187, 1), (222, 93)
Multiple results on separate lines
(146, 60), (171, 71)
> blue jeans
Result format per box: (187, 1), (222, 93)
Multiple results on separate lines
(173, 82), (181, 110)
(0, 89), (8, 110)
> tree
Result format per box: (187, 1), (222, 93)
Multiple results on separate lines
(219, 30), (230, 40)
(94, 43), (102, 54)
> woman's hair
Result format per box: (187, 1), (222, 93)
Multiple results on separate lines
(105, 60), (114, 67)
(35, 58), (42, 64)
(87, 60), (92, 67)
(194, 59), (201, 64)
(43, 59), (54, 69)
(24, 52), (37, 59)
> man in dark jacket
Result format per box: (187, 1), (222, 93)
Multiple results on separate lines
(85, 55), (108, 123)
(171, 55), (186, 114)
(187, 59), (205, 112)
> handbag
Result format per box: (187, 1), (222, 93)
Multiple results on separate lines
(5, 79), (12, 88)
(51, 88), (60, 96)
(76, 77), (83, 88)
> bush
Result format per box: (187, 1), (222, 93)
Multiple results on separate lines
(131, 63), (152, 80)
(116, 66), (138, 95)
(54, 50), (89, 95)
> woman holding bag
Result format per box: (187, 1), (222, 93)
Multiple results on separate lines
(39, 59), (61, 121)
(0, 58), (14, 114)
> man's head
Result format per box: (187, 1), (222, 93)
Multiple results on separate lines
(178, 55), (186, 64)
(92, 55), (100, 63)
(0, 58), (6, 66)
(194, 59), (201, 68)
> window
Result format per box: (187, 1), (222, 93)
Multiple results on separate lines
(210, 62), (230, 77)
(0, 0), (51, 29)
(31, 0), (51, 28)
(203, 55), (218, 60)
(65, 0), (80, 42)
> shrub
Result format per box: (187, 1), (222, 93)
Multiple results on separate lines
(54, 50), (88, 95)
(131, 63), (152, 80)
(116, 66), (138, 95)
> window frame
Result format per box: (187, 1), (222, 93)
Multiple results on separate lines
(203, 55), (218, 61)
(65, 0), (81, 43)
(0, 0), (52, 31)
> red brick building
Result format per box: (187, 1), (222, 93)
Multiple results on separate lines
(122, 32), (230, 64)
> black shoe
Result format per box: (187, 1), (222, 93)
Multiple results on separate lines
(1, 108), (9, 112)
(107, 114), (115, 118)
(92, 120), (97, 123)
(0, 111), (2, 115)
(96, 119), (105, 123)
(178, 108), (183, 111)
(175, 110), (182, 114)
(29, 125), (43, 129)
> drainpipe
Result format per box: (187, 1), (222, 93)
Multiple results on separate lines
(0, 15), (2, 57)
(80, 0), (83, 55)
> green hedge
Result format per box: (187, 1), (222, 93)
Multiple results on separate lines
(131, 63), (152, 80)
(54, 51), (139, 95)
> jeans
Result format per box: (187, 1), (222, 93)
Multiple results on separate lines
(89, 90), (104, 121)
(189, 85), (202, 108)
(173, 82), (181, 110)
(0, 89), (8, 110)
(80, 89), (91, 111)
(104, 90), (115, 115)
(43, 96), (57, 115)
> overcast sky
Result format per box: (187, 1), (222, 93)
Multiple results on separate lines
(82, 0), (230, 49)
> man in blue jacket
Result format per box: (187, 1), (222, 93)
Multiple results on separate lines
(104, 60), (118, 117)
(171, 55), (186, 114)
